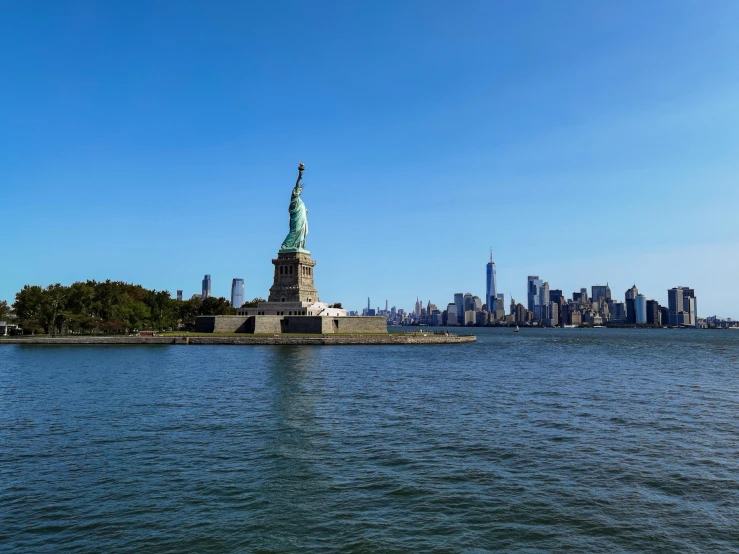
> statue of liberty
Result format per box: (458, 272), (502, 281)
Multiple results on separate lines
(279, 162), (309, 253)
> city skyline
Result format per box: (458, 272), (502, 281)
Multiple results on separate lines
(3, 3), (739, 316)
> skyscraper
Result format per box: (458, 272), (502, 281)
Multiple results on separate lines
(538, 282), (550, 321)
(454, 293), (464, 325)
(201, 274), (211, 300)
(495, 293), (505, 320)
(446, 302), (458, 326)
(635, 294), (647, 324)
(486, 249), (497, 313)
(646, 300), (661, 325)
(682, 288), (696, 327)
(667, 287), (684, 326)
(625, 284), (639, 324)
(591, 284), (611, 303)
(527, 276), (543, 315)
(231, 278), (245, 309)
(176, 290), (183, 302)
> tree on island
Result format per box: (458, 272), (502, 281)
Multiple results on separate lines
(10, 280), (236, 335)
(330, 303), (343, 309)
(241, 297), (266, 308)
(0, 299), (14, 323)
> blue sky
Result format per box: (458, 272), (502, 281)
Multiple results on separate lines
(2, 1), (739, 316)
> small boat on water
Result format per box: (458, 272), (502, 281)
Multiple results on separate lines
(514, 325), (519, 333)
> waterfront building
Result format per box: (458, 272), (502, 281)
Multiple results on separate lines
(446, 302), (458, 326)
(527, 276), (543, 319)
(454, 293), (464, 325)
(486, 250), (498, 313)
(610, 301), (627, 324)
(667, 287), (685, 326)
(682, 288), (697, 327)
(495, 293), (505, 320)
(547, 302), (559, 327)
(592, 284), (611, 303)
(537, 282), (550, 321)
(570, 310), (582, 326)
(463, 293), (474, 312)
(635, 294), (647, 324)
(176, 290), (183, 302)
(201, 274), (211, 300)
(660, 306), (670, 326)
(647, 300), (661, 325)
(625, 284), (639, 324)
(231, 278), (245, 309)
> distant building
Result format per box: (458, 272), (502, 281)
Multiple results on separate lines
(610, 301), (627, 324)
(527, 276), (543, 315)
(668, 287), (697, 326)
(537, 282), (550, 321)
(646, 300), (661, 325)
(486, 249), (498, 314)
(573, 288), (589, 304)
(570, 311), (582, 326)
(550, 289), (564, 305)
(495, 293), (505, 320)
(446, 302), (458, 326)
(201, 274), (211, 300)
(682, 288), (697, 327)
(635, 294), (647, 324)
(547, 302), (559, 327)
(231, 278), (245, 309)
(454, 293), (464, 325)
(176, 290), (183, 302)
(660, 306), (670, 326)
(514, 303), (527, 323)
(625, 284), (639, 324)
(463, 293), (474, 312)
(528, 276), (551, 321)
(592, 284), (611, 303)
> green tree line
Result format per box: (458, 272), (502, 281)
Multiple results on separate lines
(7, 280), (263, 335)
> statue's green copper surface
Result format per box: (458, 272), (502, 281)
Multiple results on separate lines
(279, 162), (309, 254)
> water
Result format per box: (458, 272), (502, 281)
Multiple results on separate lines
(1, 328), (738, 552)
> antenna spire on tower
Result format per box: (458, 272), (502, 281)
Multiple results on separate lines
(490, 247), (493, 263)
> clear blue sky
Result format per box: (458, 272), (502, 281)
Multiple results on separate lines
(3, 1), (739, 317)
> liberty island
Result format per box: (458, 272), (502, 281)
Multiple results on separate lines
(190, 162), (473, 342)
(0, 163), (474, 345)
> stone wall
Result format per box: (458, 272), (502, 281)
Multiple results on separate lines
(252, 316), (283, 334)
(195, 316), (251, 333)
(195, 315), (387, 335)
(281, 317), (324, 334)
(320, 316), (387, 334)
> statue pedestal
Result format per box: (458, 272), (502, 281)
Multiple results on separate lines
(236, 250), (346, 318)
(268, 251), (318, 303)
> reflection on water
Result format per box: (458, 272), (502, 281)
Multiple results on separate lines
(1, 329), (739, 552)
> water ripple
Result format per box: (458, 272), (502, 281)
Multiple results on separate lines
(1, 329), (738, 552)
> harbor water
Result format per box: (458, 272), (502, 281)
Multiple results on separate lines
(1, 328), (738, 552)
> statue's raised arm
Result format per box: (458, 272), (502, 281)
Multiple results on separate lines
(279, 162), (310, 253)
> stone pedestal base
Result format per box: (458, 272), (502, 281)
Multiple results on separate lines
(268, 252), (318, 303)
